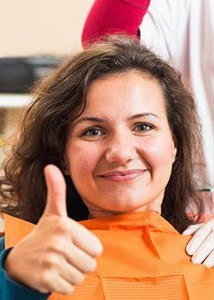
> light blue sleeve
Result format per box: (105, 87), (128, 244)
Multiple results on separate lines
(0, 236), (49, 299)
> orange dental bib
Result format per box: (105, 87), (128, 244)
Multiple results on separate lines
(4, 212), (214, 299)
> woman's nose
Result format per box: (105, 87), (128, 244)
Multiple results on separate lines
(105, 137), (136, 165)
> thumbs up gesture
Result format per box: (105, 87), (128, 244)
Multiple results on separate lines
(4, 165), (103, 294)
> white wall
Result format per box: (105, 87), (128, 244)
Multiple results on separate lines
(0, 0), (93, 56)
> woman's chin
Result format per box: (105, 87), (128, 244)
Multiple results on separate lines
(88, 198), (152, 214)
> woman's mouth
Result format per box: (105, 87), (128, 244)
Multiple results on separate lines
(99, 170), (146, 182)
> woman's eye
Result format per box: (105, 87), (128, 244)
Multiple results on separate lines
(82, 128), (102, 137)
(134, 123), (153, 132)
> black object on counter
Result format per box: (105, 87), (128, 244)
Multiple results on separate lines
(0, 56), (63, 93)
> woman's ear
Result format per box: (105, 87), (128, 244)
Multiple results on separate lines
(172, 148), (177, 163)
(172, 146), (177, 163)
(62, 157), (70, 175)
(172, 134), (177, 163)
(64, 168), (70, 175)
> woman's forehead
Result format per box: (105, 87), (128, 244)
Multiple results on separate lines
(81, 71), (167, 120)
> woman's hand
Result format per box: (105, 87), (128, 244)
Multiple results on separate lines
(4, 164), (103, 294)
(182, 219), (214, 268)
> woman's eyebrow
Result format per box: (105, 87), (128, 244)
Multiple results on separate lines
(128, 113), (160, 120)
(74, 117), (104, 126)
(74, 113), (159, 126)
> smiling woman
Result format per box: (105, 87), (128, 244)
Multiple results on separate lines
(0, 36), (213, 299)
(66, 71), (177, 218)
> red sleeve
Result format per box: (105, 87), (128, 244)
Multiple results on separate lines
(82, 0), (150, 47)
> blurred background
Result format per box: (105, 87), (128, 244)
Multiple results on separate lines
(0, 0), (93, 167)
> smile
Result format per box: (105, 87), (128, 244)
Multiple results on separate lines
(99, 170), (146, 183)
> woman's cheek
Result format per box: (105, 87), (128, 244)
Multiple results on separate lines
(139, 137), (174, 168)
(67, 144), (97, 179)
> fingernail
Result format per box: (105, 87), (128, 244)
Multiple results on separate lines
(192, 256), (201, 264)
(204, 261), (212, 268)
(186, 244), (194, 255)
(182, 231), (188, 235)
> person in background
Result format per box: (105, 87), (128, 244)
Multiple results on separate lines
(82, 0), (214, 200)
(0, 36), (213, 299)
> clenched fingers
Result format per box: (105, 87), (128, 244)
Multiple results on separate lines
(69, 219), (103, 257)
(58, 258), (85, 285)
(39, 270), (75, 294)
(64, 243), (98, 273)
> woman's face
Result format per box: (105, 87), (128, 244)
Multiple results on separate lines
(65, 71), (177, 218)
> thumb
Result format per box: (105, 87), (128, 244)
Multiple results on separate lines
(43, 164), (67, 217)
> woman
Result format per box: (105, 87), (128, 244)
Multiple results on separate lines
(0, 36), (213, 299)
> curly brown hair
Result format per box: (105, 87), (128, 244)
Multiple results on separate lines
(0, 35), (206, 232)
